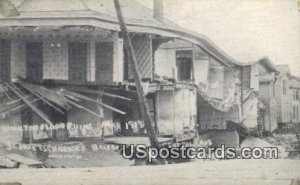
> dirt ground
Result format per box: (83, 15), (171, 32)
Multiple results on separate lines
(0, 159), (299, 185)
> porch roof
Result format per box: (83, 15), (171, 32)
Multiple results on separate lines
(0, 0), (240, 68)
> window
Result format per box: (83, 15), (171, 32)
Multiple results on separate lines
(241, 66), (251, 90)
(297, 106), (299, 121)
(176, 50), (193, 81)
(283, 80), (287, 95)
(68, 42), (87, 83)
(293, 106), (296, 120)
(95, 42), (114, 83)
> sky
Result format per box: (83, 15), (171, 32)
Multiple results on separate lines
(138, 0), (300, 76)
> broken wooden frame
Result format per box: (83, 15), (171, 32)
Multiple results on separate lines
(2, 80), (129, 127)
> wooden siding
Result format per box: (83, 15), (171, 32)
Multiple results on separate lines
(127, 34), (153, 80)
(275, 76), (293, 123)
(156, 89), (197, 135)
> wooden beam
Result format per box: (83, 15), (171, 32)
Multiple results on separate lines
(63, 90), (126, 115)
(114, 0), (159, 147)
(0, 96), (38, 114)
(2, 98), (40, 115)
(69, 87), (131, 101)
(18, 82), (65, 114)
(67, 100), (103, 118)
(6, 83), (53, 125)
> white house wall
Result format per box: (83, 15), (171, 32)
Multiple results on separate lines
(242, 97), (258, 129)
(154, 48), (176, 79)
(208, 59), (225, 100)
(156, 88), (197, 135)
(193, 58), (209, 88)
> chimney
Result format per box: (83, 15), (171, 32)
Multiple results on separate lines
(153, 0), (164, 22)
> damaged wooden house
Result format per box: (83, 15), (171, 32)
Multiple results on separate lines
(153, 37), (263, 147)
(0, 0), (279, 155)
(0, 0), (246, 149)
(255, 58), (279, 136)
(275, 65), (293, 130)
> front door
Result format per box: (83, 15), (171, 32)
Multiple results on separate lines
(26, 42), (43, 83)
(68, 42), (87, 83)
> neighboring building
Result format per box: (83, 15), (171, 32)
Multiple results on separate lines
(155, 39), (244, 147)
(256, 58), (279, 135)
(291, 75), (300, 124)
(275, 65), (293, 129)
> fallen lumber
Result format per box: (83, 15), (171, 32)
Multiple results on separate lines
(69, 87), (131, 101)
(0, 96), (39, 114)
(18, 82), (65, 114)
(63, 90), (126, 115)
(18, 81), (71, 110)
(6, 83), (53, 125)
(4, 98), (40, 114)
(67, 100), (103, 118)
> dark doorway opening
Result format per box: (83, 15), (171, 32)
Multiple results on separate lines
(176, 50), (193, 81)
(0, 39), (11, 83)
(26, 42), (43, 83)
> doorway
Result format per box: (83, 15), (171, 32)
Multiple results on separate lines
(26, 42), (43, 83)
(0, 39), (11, 83)
(176, 50), (192, 81)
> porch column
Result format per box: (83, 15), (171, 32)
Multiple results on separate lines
(87, 41), (96, 82)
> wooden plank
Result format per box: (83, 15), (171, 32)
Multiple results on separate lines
(6, 83), (53, 125)
(5, 98), (40, 114)
(63, 90), (126, 115)
(69, 87), (131, 101)
(18, 82), (65, 114)
(67, 100), (103, 118)
(19, 81), (71, 110)
(0, 97), (39, 114)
